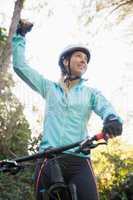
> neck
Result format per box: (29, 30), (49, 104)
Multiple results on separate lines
(60, 75), (80, 91)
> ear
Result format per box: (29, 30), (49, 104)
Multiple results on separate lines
(63, 58), (69, 67)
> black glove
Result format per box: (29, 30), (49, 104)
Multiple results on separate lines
(16, 19), (33, 36)
(102, 114), (122, 137)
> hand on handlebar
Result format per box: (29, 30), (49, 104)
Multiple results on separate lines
(102, 114), (123, 138)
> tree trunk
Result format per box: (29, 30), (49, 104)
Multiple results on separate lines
(0, 0), (25, 92)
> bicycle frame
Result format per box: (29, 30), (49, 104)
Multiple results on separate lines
(0, 132), (107, 200)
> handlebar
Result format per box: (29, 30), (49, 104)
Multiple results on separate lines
(0, 132), (108, 174)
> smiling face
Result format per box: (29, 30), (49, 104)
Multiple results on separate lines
(63, 51), (88, 77)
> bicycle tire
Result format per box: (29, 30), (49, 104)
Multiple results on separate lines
(43, 184), (77, 200)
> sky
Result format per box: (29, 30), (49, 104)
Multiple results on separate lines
(0, 0), (133, 144)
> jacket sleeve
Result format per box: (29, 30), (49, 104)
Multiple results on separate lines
(91, 89), (122, 122)
(12, 34), (52, 98)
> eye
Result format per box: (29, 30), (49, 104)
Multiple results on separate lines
(75, 53), (82, 58)
(75, 53), (80, 56)
(75, 53), (88, 62)
(84, 56), (88, 62)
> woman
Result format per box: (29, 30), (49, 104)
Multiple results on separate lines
(12, 20), (122, 200)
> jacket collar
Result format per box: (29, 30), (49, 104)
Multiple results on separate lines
(58, 77), (85, 93)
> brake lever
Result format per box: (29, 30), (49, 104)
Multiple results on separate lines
(90, 141), (107, 148)
(0, 160), (18, 167)
(75, 140), (107, 155)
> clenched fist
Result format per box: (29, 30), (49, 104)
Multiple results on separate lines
(16, 19), (33, 36)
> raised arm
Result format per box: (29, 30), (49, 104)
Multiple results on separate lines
(12, 20), (52, 98)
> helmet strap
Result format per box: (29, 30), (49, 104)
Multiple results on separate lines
(63, 56), (81, 85)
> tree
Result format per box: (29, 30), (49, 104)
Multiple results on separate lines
(74, 0), (133, 47)
(79, 0), (133, 25)
(0, 0), (25, 93)
(0, 73), (31, 159)
(92, 138), (133, 200)
(0, 62), (34, 200)
(0, 0), (25, 71)
(0, 1), (34, 199)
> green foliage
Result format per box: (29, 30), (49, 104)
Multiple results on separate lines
(0, 72), (35, 199)
(0, 27), (8, 47)
(92, 138), (133, 200)
(0, 134), (41, 200)
(0, 72), (31, 158)
(0, 166), (35, 200)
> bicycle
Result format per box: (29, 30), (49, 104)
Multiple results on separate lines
(0, 132), (108, 200)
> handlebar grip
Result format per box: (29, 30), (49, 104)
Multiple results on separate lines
(93, 132), (109, 141)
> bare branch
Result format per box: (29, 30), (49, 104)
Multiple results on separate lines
(108, 0), (133, 16)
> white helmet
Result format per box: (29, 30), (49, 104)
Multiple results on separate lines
(58, 44), (91, 74)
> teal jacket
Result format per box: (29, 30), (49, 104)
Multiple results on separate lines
(12, 34), (121, 157)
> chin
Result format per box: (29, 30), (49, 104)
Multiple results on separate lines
(73, 70), (84, 77)
(77, 71), (85, 76)
(74, 73), (82, 77)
